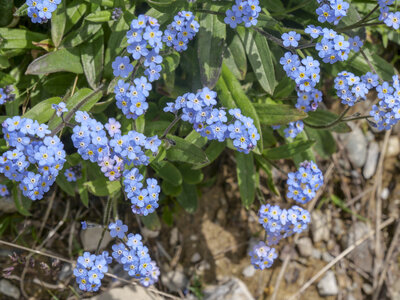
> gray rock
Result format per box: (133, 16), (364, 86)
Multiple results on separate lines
(343, 125), (367, 168)
(0, 197), (17, 213)
(58, 263), (73, 281)
(161, 270), (188, 292)
(311, 211), (330, 243)
(296, 237), (313, 257)
(141, 227), (160, 238)
(80, 225), (113, 251)
(333, 218), (345, 237)
(317, 271), (339, 296)
(169, 227), (179, 246)
(191, 252), (201, 263)
(363, 141), (380, 179)
(322, 252), (334, 262)
(381, 188), (390, 200)
(0, 279), (20, 300)
(345, 294), (357, 300)
(386, 136), (400, 157)
(87, 285), (162, 300)
(312, 248), (322, 259)
(242, 265), (256, 278)
(362, 283), (373, 295)
(204, 277), (254, 300)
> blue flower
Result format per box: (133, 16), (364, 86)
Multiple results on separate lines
(144, 63), (162, 82)
(109, 220), (128, 239)
(281, 31), (301, 47)
(112, 56), (133, 78)
(52, 102), (68, 117)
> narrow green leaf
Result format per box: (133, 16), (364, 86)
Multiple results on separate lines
(78, 162), (89, 207)
(263, 140), (315, 160)
(162, 180), (182, 196)
(255, 156), (280, 196)
(141, 212), (161, 231)
(0, 29), (47, 49)
(292, 131), (316, 167)
(65, 1), (88, 33)
(0, 72), (16, 85)
(0, 0), (14, 27)
(12, 185), (31, 217)
(48, 88), (103, 130)
(23, 97), (61, 124)
(166, 134), (209, 165)
(253, 103), (307, 125)
(178, 164), (204, 184)
(162, 52), (180, 74)
(84, 179), (121, 196)
(193, 140), (226, 170)
(83, 0), (114, 7)
(26, 48), (83, 75)
(80, 29), (104, 89)
(63, 21), (102, 48)
(85, 10), (112, 22)
(0, 56), (10, 69)
(151, 161), (183, 186)
(215, 63), (263, 152)
(135, 115), (145, 133)
(51, 0), (66, 48)
(176, 183), (198, 213)
(237, 27), (276, 94)
(14, 3), (28, 17)
(305, 128), (337, 159)
(224, 34), (247, 80)
(235, 151), (256, 208)
(56, 174), (75, 196)
(331, 195), (367, 221)
(198, 8), (226, 89)
(305, 109), (351, 133)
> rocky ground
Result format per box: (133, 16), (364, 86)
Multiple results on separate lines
(0, 119), (399, 300)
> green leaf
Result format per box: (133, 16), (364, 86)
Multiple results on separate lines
(193, 140), (226, 170)
(0, 56), (10, 69)
(305, 109), (351, 133)
(176, 183), (198, 213)
(235, 151), (256, 208)
(56, 174), (75, 196)
(14, 3), (28, 17)
(292, 131), (316, 167)
(78, 162), (89, 207)
(85, 10), (112, 22)
(224, 34), (247, 80)
(141, 212), (161, 231)
(48, 88), (103, 130)
(23, 97), (61, 124)
(263, 140), (315, 160)
(166, 134), (209, 165)
(26, 48), (83, 75)
(198, 8), (226, 89)
(84, 179), (121, 196)
(305, 128), (337, 159)
(253, 103), (308, 125)
(178, 164), (204, 184)
(0, 0), (14, 27)
(184, 130), (208, 148)
(65, 0), (88, 33)
(162, 52), (180, 74)
(215, 63), (263, 152)
(83, 0), (114, 7)
(331, 195), (367, 221)
(151, 161), (183, 186)
(63, 21), (102, 48)
(255, 156), (280, 196)
(0, 29), (47, 49)
(237, 27), (276, 95)
(0, 72), (16, 85)
(135, 115), (145, 133)
(162, 180), (182, 196)
(51, 0), (66, 48)
(80, 29), (104, 89)
(12, 185), (31, 217)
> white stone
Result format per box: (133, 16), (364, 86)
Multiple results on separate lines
(141, 227), (159, 238)
(161, 270), (188, 292)
(386, 136), (400, 157)
(317, 271), (339, 296)
(311, 211), (330, 243)
(296, 237), (313, 257)
(87, 285), (162, 300)
(0, 279), (20, 300)
(342, 125), (367, 168)
(242, 265), (256, 278)
(169, 227), (179, 246)
(204, 277), (254, 300)
(191, 252), (201, 263)
(363, 141), (379, 179)
(80, 225), (112, 251)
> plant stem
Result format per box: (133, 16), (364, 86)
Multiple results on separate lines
(161, 114), (182, 139)
(342, 115), (372, 122)
(337, 4), (380, 32)
(304, 106), (351, 129)
(95, 196), (113, 255)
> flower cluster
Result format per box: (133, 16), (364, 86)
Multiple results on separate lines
(378, 0), (400, 29)
(27, 0), (61, 24)
(111, 7), (123, 21)
(52, 102), (68, 117)
(224, 0), (261, 28)
(110, 221), (160, 287)
(334, 71), (377, 106)
(123, 168), (160, 216)
(0, 86), (16, 105)
(284, 120), (304, 138)
(305, 26), (362, 64)
(164, 88), (260, 154)
(370, 75), (400, 130)
(316, 0), (349, 25)
(0, 184), (9, 197)
(249, 241), (277, 270)
(0, 117), (66, 200)
(163, 11), (200, 52)
(74, 251), (111, 292)
(287, 161), (324, 204)
(258, 204), (311, 245)
(64, 165), (81, 182)
(71, 112), (160, 182)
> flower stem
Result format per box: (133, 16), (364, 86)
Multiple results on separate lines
(161, 114), (182, 139)
(95, 195), (113, 255)
(303, 106), (351, 129)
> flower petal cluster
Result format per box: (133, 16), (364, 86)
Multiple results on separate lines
(249, 241), (277, 270)
(64, 165), (81, 182)
(283, 120), (304, 138)
(27, 0), (61, 23)
(370, 75), (400, 130)
(258, 204), (311, 245)
(378, 0), (400, 29)
(334, 71), (375, 106)
(286, 161), (324, 204)
(316, 0), (349, 25)
(224, 0), (261, 28)
(123, 168), (160, 216)
(164, 88), (260, 154)
(306, 26), (362, 64)
(0, 85), (15, 105)
(73, 251), (111, 292)
(163, 11), (199, 52)
(1, 117), (66, 200)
